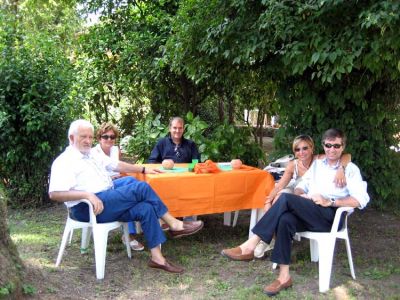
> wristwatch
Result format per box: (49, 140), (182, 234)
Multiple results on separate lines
(329, 198), (336, 207)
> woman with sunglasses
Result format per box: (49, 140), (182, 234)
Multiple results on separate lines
(92, 122), (145, 252)
(254, 135), (350, 258)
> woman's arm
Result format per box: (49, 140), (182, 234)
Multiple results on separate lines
(318, 153), (351, 187)
(265, 161), (295, 203)
(339, 153), (351, 167)
(116, 161), (163, 174)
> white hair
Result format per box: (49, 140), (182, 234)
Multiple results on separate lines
(68, 119), (94, 145)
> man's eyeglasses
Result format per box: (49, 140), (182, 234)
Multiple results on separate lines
(323, 143), (342, 149)
(294, 146), (309, 152)
(101, 134), (116, 140)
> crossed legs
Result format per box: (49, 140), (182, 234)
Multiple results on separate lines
(222, 193), (336, 294)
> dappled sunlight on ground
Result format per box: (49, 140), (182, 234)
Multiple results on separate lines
(333, 285), (351, 299)
(7, 205), (400, 299)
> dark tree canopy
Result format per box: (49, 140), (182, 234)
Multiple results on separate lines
(164, 0), (400, 206)
(1, 0), (400, 207)
(0, 0), (399, 295)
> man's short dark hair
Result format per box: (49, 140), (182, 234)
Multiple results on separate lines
(322, 128), (347, 146)
(169, 117), (184, 127)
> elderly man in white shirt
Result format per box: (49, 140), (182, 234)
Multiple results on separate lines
(49, 120), (204, 274)
(221, 128), (369, 296)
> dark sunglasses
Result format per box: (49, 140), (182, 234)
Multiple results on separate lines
(323, 143), (342, 149)
(294, 146), (309, 152)
(101, 134), (116, 140)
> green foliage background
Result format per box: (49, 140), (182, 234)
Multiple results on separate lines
(123, 112), (265, 165)
(0, 1), (78, 207)
(165, 0), (400, 208)
(0, 0), (399, 208)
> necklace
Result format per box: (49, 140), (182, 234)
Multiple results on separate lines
(300, 157), (314, 170)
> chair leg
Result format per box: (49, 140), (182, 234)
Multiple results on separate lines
(135, 221), (142, 234)
(80, 227), (91, 254)
(293, 233), (301, 242)
(310, 239), (319, 262)
(68, 229), (74, 245)
(92, 227), (109, 280)
(317, 238), (336, 293)
(232, 211), (239, 227)
(248, 209), (263, 238)
(223, 212), (232, 226)
(122, 223), (132, 259)
(56, 222), (73, 267)
(344, 236), (356, 279)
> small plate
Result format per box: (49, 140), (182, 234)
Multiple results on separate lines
(159, 167), (189, 173)
(217, 162), (233, 171)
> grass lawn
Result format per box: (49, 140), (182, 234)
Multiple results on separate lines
(7, 204), (400, 299)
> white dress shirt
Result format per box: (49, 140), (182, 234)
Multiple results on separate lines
(296, 158), (370, 209)
(49, 146), (116, 207)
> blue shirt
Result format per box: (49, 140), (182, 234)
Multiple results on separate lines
(148, 135), (200, 163)
(296, 158), (370, 209)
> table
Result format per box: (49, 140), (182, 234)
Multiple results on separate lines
(128, 163), (274, 237)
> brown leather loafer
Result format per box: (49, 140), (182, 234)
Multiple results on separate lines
(169, 220), (204, 239)
(148, 259), (184, 274)
(263, 278), (293, 296)
(221, 247), (254, 261)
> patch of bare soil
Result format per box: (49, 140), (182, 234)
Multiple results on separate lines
(15, 205), (400, 299)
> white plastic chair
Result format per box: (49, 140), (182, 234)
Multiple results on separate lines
(274, 207), (355, 292)
(223, 211), (240, 227)
(55, 199), (132, 279)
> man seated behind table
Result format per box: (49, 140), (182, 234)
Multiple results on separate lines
(148, 116), (200, 163)
(221, 128), (369, 296)
(49, 119), (204, 274)
(148, 116), (200, 222)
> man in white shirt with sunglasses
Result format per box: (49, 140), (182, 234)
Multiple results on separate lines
(221, 128), (369, 296)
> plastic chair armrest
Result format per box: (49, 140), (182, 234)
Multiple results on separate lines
(80, 199), (98, 224)
(330, 206), (353, 233)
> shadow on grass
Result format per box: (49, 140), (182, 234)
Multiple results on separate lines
(7, 205), (400, 299)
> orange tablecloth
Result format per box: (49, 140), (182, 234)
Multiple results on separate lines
(128, 164), (274, 218)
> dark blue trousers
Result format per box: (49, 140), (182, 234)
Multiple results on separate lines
(252, 193), (337, 265)
(70, 178), (167, 249)
(113, 177), (140, 235)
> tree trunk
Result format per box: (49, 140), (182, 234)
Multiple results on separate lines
(0, 190), (23, 298)
(256, 107), (265, 147)
(226, 93), (234, 124)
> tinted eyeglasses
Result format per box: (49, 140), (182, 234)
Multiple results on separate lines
(294, 146), (309, 152)
(101, 134), (116, 140)
(323, 143), (342, 149)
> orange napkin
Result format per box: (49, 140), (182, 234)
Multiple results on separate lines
(194, 160), (221, 174)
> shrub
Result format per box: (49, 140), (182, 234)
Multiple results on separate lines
(0, 43), (73, 207)
(123, 113), (265, 166)
(202, 121), (266, 166)
(121, 114), (168, 163)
